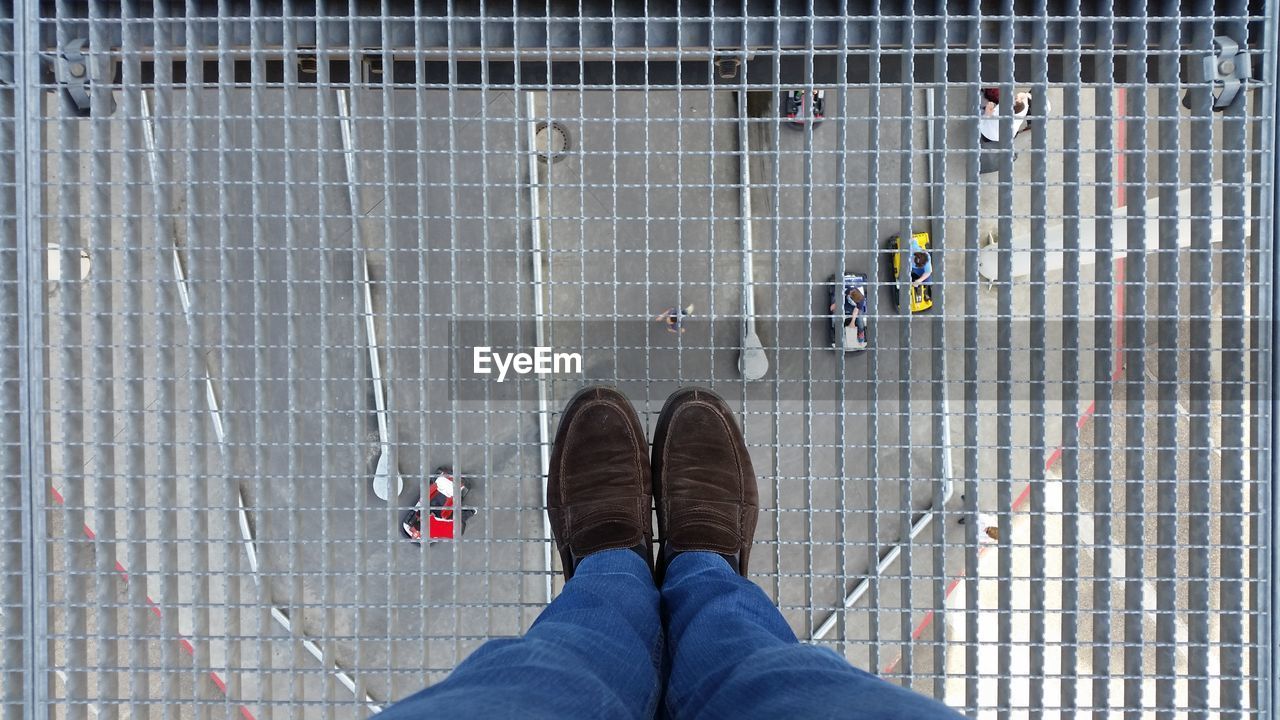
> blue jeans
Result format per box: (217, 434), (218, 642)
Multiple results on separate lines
(376, 549), (963, 719)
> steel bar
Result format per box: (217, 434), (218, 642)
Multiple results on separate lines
(1028, 2), (1050, 712)
(1121, 2), (1150, 714)
(31, 3), (1263, 55)
(118, 5), (151, 712)
(1186, 9), (1218, 719)
(995, 0), (1017, 711)
(1090, 9), (1118, 715)
(1153, 7), (1184, 717)
(865, 0), (885, 678)
(2, 4), (32, 719)
(961, 2), (982, 712)
(1264, 3), (1280, 715)
(1220, 0), (1251, 711)
(831, 0), (853, 658)
(896, 3), (917, 685)
(52, 0), (90, 715)
(1059, 1), (1085, 713)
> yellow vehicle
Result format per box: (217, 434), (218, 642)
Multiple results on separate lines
(886, 232), (934, 313)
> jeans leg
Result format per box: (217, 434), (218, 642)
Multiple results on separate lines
(660, 552), (964, 720)
(377, 548), (662, 720)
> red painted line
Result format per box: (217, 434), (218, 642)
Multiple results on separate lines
(882, 340), (1104, 672)
(1079, 403), (1098, 427)
(881, 94), (1132, 677)
(910, 577), (968, 641)
(880, 548), (998, 671)
(908, 613), (941, 643)
(47, 481), (256, 720)
(1012, 484), (1032, 514)
(882, 280), (1130, 677)
(1044, 446), (1065, 471)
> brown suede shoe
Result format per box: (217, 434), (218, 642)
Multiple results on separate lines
(652, 387), (759, 578)
(547, 386), (653, 580)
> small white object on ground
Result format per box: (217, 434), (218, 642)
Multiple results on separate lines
(435, 475), (455, 498)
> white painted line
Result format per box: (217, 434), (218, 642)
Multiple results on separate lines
(526, 91), (555, 603)
(978, 174), (1252, 281)
(338, 89), (403, 502)
(812, 501), (951, 641)
(236, 489), (258, 576)
(1144, 365), (1223, 460)
(736, 91), (767, 380)
(141, 92), (228, 441)
(236, 486), (383, 713)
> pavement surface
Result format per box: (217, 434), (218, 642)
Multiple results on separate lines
(538, 87), (951, 684)
(934, 84), (1260, 716)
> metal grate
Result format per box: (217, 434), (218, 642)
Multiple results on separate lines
(2, 2), (1277, 717)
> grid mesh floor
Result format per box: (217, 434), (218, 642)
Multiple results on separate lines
(2, 4), (1277, 717)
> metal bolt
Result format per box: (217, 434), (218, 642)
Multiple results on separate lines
(1219, 59), (1235, 76)
(68, 61), (86, 78)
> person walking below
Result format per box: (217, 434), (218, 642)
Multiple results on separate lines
(375, 386), (965, 719)
(979, 90), (1033, 143)
(977, 87), (1049, 142)
(656, 303), (695, 334)
(831, 287), (867, 343)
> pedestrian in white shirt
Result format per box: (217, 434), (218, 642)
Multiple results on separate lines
(979, 90), (1034, 143)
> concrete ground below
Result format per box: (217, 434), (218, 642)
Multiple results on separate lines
(35, 78), (1264, 715)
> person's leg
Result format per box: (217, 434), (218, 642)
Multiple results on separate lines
(376, 548), (661, 720)
(660, 551), (963, 719)
(379, 386), (661, 720)
(650, 387), (962, 719)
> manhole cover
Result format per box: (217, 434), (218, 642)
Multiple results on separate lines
(535, 121), (570, 163)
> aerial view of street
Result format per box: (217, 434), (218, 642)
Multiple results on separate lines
(4, 6), (1274, 717)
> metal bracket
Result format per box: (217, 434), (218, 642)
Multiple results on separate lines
(714, 55), (741, 81)
(53, 39), (115, 116)
(361, 51), (385, 84)
(1184, 35), (1251, 112)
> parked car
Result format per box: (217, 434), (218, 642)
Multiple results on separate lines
(828, 271), (870, 351)
(886, 232), (934, 313)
